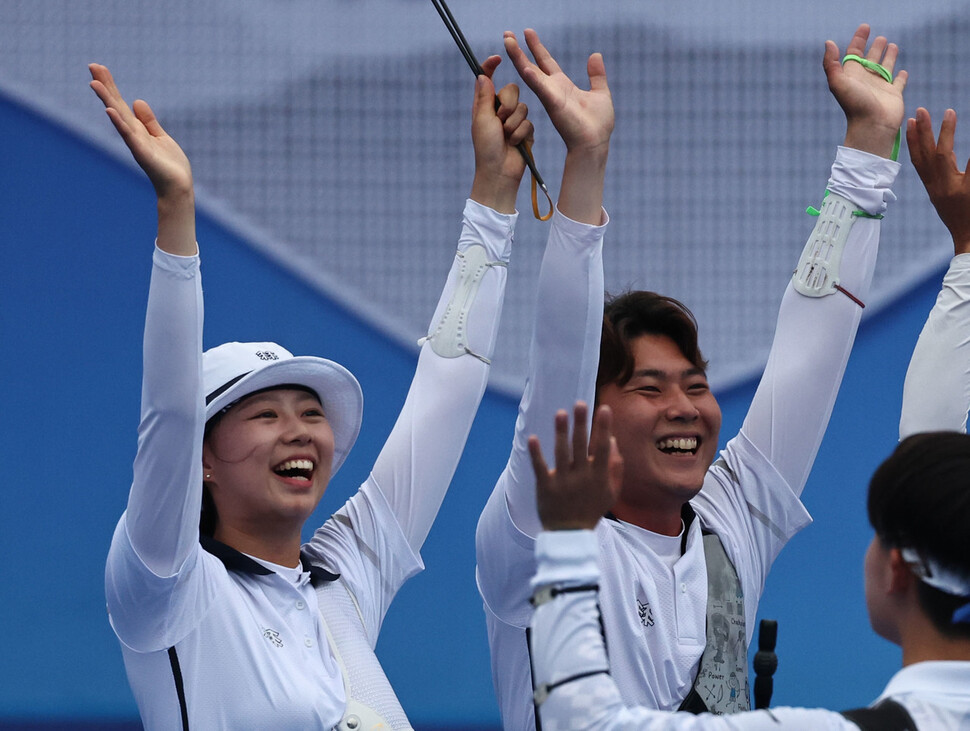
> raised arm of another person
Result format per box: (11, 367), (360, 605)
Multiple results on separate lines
(738, 23), (906, 490)
(480, 28), (613, 542)
(900, 107), (970, 436)
(474, 33), (613, 727)
(303, 60), (534, 633)
(91, 64), (206, 594)
(693, 23), (907, 607)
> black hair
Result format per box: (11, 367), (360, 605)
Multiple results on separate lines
(868, 432), (970, 637)
(597, 290), (708, 394)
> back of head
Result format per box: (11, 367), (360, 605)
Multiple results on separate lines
(597, 290), (708, 392)
(868, 432), (970, 637)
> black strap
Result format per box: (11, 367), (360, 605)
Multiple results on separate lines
(168, 646), (190, 730)
(677, 686), (710, 714)
(841, 698), (917, 730)
(526, 626), (543, 731)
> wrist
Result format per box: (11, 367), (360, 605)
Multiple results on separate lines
(843, 122), (900, 159)
(564, 140), (610, 168)
(156, 183), (195, 212)
(470, 171), (519, 214)
(156, 188), (198, 257)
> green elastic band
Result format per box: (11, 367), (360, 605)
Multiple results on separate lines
(841, 54), (901, 161)
(806, 190), (883, 219)
(842, 54), (892, 83)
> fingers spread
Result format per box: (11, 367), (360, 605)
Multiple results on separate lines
(504, 32), (530, 74)
(528, 435), (550, 485)
(553, 409), (572, 473)
(589, 405), (613, 467)
(865, 35), (888, 64)
(934, 108), (957, 162)
(587, 53), (609, 93)
(906, 109), (932, 169)
(880, 42), (899, 74)
(523, 28), (562, 76)
(821, 40), (842, 81)
(893, 68), (908, 92)
(843, 23), (871, 59)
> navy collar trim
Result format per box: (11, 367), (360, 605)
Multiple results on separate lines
(200, 535), (339, 583)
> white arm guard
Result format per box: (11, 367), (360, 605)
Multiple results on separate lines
(792, 193), (861, 300)
(419, 244), (506, 362)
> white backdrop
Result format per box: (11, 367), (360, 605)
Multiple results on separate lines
(3, 0), (965, 392)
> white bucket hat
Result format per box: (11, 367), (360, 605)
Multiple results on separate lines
(203, 341), (363, 477)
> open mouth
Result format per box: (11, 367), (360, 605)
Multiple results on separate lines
(273, 459), (315, 482)
(656, 437), (699, 455)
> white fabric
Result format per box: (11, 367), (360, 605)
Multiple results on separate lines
(105, 198), (513, 730)
(530, 534), (970, 730)
(476, 147), (898, 729)
(899, 253), (970, 437)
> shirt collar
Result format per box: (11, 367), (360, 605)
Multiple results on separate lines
(200, 535), (340, 584)
(604, 502), (698, 555)
(879, 661), (970, 701)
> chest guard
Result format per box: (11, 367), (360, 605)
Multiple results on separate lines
(678, 530), (750, 714)
(315, 578), (414, 731)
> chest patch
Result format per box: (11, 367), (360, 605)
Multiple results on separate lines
(262, 628), (284, 648)
(637, 596), (655, 628)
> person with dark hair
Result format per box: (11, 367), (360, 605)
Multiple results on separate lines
(521, 94), (970, 730)
(477, 24), (908, 727)
(525, 416), (970, 729)
(91, 55), (540, 728)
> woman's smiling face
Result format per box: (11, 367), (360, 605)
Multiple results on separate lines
(203, 387), (335, 538)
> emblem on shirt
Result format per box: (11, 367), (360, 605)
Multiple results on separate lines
(637, 597), (655, 628)
(263, 628), (284, 648)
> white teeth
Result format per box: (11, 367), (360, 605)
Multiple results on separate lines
(657, 437), (698, 452)
(275, 459), (315, 473)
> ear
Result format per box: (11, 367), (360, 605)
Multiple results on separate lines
(202, 443), (215, 483)
(887, 548), (918, 595)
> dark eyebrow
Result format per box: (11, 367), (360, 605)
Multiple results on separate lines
(631, 367), (707, 381)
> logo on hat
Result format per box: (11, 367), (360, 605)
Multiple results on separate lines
(255, 351), (280, 361)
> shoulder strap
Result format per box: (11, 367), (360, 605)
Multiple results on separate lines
(678, 526), (750, 714)
(841, 698), (918, 730)
(315, 578), (414, 731)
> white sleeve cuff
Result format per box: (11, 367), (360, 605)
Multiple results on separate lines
(552, 206), (610, 235)
(461, 199), (517, 261)
(827, 146), (901, 215)
(152, 243), (200, 275)
(531, 529), (600, 590)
